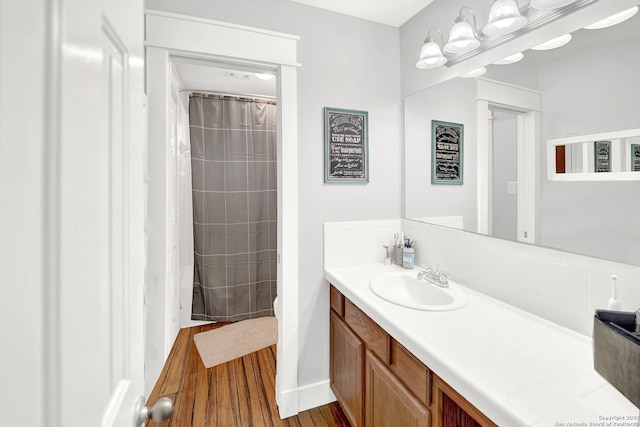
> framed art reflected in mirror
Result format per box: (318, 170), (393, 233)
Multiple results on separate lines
(431, 120), (463, 185)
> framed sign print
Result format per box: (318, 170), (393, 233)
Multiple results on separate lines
(632, 144), (640, 172)
(431, 120), (463, 184)
(594, 140), (611, 173)
(324, 107), (369, 183)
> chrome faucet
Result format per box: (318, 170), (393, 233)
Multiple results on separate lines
(417, 264), (449, 288)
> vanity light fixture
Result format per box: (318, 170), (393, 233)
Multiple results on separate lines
(416, 28), (448, 69)
(492, 52), (524, 64)
(459, 67), (487, 78)
(443, 7), (483, 55)
(483, 0), (528, 36)
(584, 6), (639, 29)
(415, 0), (595, 71)
(530, 0), (579, 10)
(531, 33), (572, 50)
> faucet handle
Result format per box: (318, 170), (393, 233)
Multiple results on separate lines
(439, 270), (453, 285)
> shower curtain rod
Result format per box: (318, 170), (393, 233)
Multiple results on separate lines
(179, 88), (276, 100)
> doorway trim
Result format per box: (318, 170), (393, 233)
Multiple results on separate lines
(145, 10), (301, 417)
(476, 78), (542, 244)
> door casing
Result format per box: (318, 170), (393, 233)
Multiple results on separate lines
(145, 10), (302, 417)
(476, 78), (542, 244)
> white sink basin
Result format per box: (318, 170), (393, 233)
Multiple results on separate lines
(369, 270), (467, 311)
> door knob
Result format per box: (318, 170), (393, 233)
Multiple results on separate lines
(134, 396), (174, 426)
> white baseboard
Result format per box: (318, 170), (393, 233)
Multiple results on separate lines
(276, 375), (299, 419)
(276, 377), (337, 418)
(297, 379), (337, 413)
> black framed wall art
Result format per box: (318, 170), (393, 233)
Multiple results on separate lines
(431, 120), (463, 185)
(324, 107), (369, 183)
(632, 144), (640, 172)
(594, 140), (611, 173)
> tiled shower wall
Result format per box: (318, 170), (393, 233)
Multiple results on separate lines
(324, 219), (640, 337)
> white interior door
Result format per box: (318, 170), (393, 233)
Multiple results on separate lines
(56, 1), (147, 426)
(2, 1), (148, 425)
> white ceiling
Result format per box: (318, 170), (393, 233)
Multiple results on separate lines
(290, 0), (435, 27)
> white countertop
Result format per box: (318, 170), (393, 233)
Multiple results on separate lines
(326, 263), (639, 427)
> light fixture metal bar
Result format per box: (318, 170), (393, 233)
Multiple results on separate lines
(445, 0), (597, 67)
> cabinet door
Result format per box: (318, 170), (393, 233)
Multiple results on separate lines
(365, 351), (430, 427)
(433, 375), (497, 427)
(331, 310), (365, 427)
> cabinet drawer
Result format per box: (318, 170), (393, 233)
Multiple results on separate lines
(330, 285), (345, 317)
(345, 299), (390, 364)
(390, 339), (431, 407)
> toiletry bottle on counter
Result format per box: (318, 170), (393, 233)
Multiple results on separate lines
(393, 232), (404, 266)
(402, 239), (415, 269)
(608, 274), (621, 311)
(382, 245), (391, 266)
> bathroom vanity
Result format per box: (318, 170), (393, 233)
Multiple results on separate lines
(330, 284), (494, 426)
(326, 263), (638, 426)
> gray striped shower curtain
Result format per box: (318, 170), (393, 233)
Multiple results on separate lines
(189, 93), (277, 322)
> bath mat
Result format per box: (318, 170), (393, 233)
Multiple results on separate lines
(193, 316), (278, 368)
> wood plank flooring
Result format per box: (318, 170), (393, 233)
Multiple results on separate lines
(146, 323), (350, 427)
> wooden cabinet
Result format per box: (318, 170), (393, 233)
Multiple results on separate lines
(432, 375), (496, 427)
(330, 285), (345, 317)
(330, 310), (364, 427)
(389, 339), (431, 407)
(330, 285), (427, 427)
(329, 285), (496, 427)
(366, 351), (430, 427)
(344, 299), (389, 364)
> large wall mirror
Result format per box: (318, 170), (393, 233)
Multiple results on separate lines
(404, 3), (640, 266)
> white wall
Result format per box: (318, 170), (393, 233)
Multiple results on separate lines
(145, 0), (402, 393)
(538, 36), (640, 265)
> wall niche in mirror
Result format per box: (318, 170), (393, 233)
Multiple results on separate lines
(404, 7), (640, 266)
(547, 128), (640, 180)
